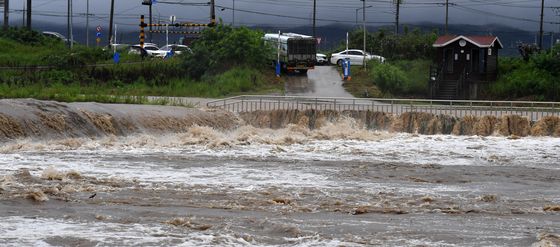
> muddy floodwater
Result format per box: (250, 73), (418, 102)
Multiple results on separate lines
(1, 100), (560, 246)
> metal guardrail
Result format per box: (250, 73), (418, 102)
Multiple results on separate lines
(207, 95), (560, 121)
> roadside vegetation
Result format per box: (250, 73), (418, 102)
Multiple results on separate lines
(489, 44), (560, 101)
(337, 27), (436, 98)
(340, 27), (559, 101)
(0, 26), (282, 103)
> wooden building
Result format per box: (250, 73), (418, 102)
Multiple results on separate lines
(430, 35), (503, 99)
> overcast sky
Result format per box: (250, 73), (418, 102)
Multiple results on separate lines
(3, 0), (560, 32)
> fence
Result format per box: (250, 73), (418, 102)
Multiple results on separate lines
(207, 95), (560, 121)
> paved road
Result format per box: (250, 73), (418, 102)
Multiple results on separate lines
(284, 66), (354, 98)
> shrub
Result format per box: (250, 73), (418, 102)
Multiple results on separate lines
(490, 44), (560, 100)
(371, 62), (407, 94)
(183, 24), (272, 79)
(0, 27), (50, 45)
(370, 59), (430, 95)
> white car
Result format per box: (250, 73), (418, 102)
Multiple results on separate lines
(160, 44), (192, 55)
(128, 44), (168, 58)
(42, 31), (77, 45)
(330, 49), (385, 66)
(316, 53), (328, 65)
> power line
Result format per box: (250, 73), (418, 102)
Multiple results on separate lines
(215, 5), (394, 24)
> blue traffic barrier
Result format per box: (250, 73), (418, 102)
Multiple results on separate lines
(275, 61), (281, 77)
(113, 52), (120, 64)
(343, 58), (351, 81)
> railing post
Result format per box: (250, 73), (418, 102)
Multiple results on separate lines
(510, 102), (513, 115)
(334, 99), (337, 111)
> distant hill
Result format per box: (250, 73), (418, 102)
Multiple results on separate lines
(19, 21), (558, 57)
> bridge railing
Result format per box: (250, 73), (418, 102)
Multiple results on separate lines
(207, 95), (560, 121)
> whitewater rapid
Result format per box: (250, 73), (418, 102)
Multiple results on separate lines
(1, 99), (559, 246)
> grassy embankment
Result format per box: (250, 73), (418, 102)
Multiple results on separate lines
(342, 59), (431, 98)
(337, 27), (559, 101)
(0, 27), (283, 105)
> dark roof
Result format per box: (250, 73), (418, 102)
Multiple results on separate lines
(433, 35), (503, 49)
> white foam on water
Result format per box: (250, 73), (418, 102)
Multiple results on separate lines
(0, 216), (374, 247)
(1, 133), (558, 193)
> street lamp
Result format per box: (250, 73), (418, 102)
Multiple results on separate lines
(355, 5), (372, 25)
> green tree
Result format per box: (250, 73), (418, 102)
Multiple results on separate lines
(183, 25), (272, 79)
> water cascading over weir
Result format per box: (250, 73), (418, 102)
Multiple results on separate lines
(208, 96), (560, 137)
(1, 96), (560, 143)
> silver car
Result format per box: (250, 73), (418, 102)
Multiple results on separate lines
(316, 53), (328, 65)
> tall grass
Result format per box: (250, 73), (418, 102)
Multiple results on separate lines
(369, 59), (430, 96)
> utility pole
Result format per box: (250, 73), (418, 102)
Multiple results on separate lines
(554, 8), (560, 45)
(25, 0), (31, 29)
(362, 0), (367, 69)
(538, 0), (544, 49)
(109, 0), (115, 46)
(210, 0), (216, 25)
(149, 3), (152, 42)
(445, 0), (449, 34)
(395, 0), (400, 35)
(67, 0), (70, 48)
(232, 0), (235, 26)
(551, 32), (554, 49)
(313, 0), (316, 38)
(86, 0), (89, 47)
(69, 0), (73, 49)
(3, 0), (8, 30)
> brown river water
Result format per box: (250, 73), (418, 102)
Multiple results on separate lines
(1, 99), (559, 246)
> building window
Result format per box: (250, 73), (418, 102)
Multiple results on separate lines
(488, 48), (492, 56)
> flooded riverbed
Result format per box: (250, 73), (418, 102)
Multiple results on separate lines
(1, 132), (560, 246)
(1, 99), (559, 246)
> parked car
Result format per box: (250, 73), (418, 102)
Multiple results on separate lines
(42, 31), (77, 45)
(316, 53), (328, 65)
(103, 43), (131, 52)
(330, 49), (385, 66)
(160, 44), (192, 55)
(128, 44), (167, 58)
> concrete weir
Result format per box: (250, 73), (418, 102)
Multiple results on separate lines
(0, 99), (237, 142)
(1, 99), (560, 143)
(239, 109), (560, 137)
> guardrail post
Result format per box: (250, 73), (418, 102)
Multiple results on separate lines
(353, 99), (356, 111)
(510, 102), (513, 115)
(334, 99), (337, 111)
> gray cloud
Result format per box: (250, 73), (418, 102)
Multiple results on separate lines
(4, 0), (560, 32)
